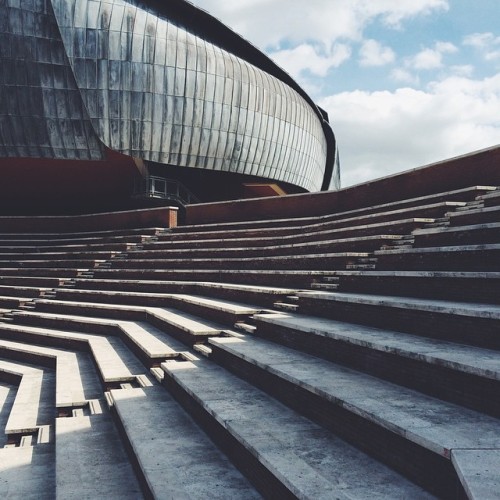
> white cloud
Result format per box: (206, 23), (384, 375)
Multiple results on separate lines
(407, 41), (458, 70)
(464, 32), (500, 61)
(320, 74), (500, 186)
(269, 43), (351, 79)
(359, 39), (395, 67)
(390, 68), (419, 84)
(190, 0), (449, 48)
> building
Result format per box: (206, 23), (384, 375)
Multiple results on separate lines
(0, 0), (339, 213)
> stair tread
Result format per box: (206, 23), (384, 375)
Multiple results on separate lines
(207, 335), (500, 454)
(295, 291), (500, 318)
(10, 310), (186, 359)
(161, 357), (431, 498)
(111, 385), (260, 498)
(251, 312), (500, 379)
(55, 414), (143, 499)
(0, 322), (143, 383)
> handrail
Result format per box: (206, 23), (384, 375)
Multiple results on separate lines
(133, 176), (200, 205)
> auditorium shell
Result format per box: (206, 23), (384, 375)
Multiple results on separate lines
(0, 0), (340, 212)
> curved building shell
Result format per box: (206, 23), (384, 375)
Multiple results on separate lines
(0, 0), (340, 208)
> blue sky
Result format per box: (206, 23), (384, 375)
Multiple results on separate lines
(190, 0), (500, 187)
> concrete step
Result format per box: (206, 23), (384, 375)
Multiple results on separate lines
(176, 186), (490, 233)
(0, 285), (53, 299)
(374, 244), (500, 271)
(28, 299), (225, 347)
(161, 356), (432, 498)
(0, 242), (137, 253)
(448, 205), (500, 226)
(479, 189), (500, 207)
(0, 250), (121, 261)
(0, 259), (105, 269)
(0, 227), (164, 241)
(108, 253), (370, 271)
(0, 340), (90, 408)
(328, 270), (500, 304)
(10, 310), (188, 368)
(55, 413), (143, 499)
(412, 222), (500, 247)
(69, 279), (299, 308)
(0, 322), (146, 385)
(0, 363), (44, 436)
(0, 268), (87, 278)
(0, 381), (16, 447)
(0, 276), (68, 287)
(110, 385), (260, 498)
(0, 444), (55, 499)
(0, 295), (33, 309)
(129, 235), (401, 260)
(92, 269), (339, 288)
(45, 290), (266, 326)
(294, 291), (500, 350)
(248, 312), (500, 416)
(165, 202), (463, 243)
(151, 218), (435, 248)
(204, 334), (500, 498)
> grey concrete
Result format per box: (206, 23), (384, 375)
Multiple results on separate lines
(208, 335), (500, 455)
(162, 357), (432, 498)
(111, 385), (260, 499)
(251, 312), (500, 380)
(0, 339), (101, 407)
(4, 366), (44, 435)
(295, 291), (500, 320)
(56, 414), (143, 499)
(452, 449), (500, 499)
(375, 243), (500, 256)
(11, 311), (186, 361)
(0, 444), (55, 499)
(26, 299), (224, 341)
(0, 381), (16, 446)
(0, 323), (144, 383)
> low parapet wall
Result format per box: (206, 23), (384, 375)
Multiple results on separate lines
(186, 146), (500, 225)
(0, 206), (178, 233)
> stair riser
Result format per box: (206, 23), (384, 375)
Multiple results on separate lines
(51, 291), (250, 326)
(152, 220), (429, 249)
(0, 327), (87, 355)
(448, 209), (500, 227)
(129, 239), (393, 260)
(72, 282), (289, 308)
(109, 256), (360, 271)
(208, 345), (462, 499)
(250, 319), (500, 418)
(413, 228), (500, 248)
(336, 277), (500, 304)
(8, 315), (163, 368)
(297, 298), (500, 350)
(93, 270), (331, 288)
(0, 344), (55, 369)
(376, 251), (500, 271)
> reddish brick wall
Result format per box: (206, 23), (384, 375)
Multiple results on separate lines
(185, 146), (500, 225)
(0, 206), (178, 233)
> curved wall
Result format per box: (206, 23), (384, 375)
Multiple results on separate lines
(0, 0), (339, 193)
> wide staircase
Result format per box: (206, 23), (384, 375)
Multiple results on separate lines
(0, 185), (499, 498)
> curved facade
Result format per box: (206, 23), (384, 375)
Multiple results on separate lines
(0, 0), (340, 200)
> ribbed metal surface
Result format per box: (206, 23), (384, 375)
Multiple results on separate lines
(0, 0), (104, 160)
(0, 0), (339, 192)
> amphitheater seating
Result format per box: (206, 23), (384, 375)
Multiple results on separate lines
(0, 183), (499, 498)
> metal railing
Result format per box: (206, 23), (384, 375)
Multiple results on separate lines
(133, 176), (200, 205)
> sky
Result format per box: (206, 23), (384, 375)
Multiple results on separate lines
(189, 0), (500, 187)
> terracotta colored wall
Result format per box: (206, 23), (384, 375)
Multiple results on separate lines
(0, 207), (178, 233)
(185, 146), (500, 225)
